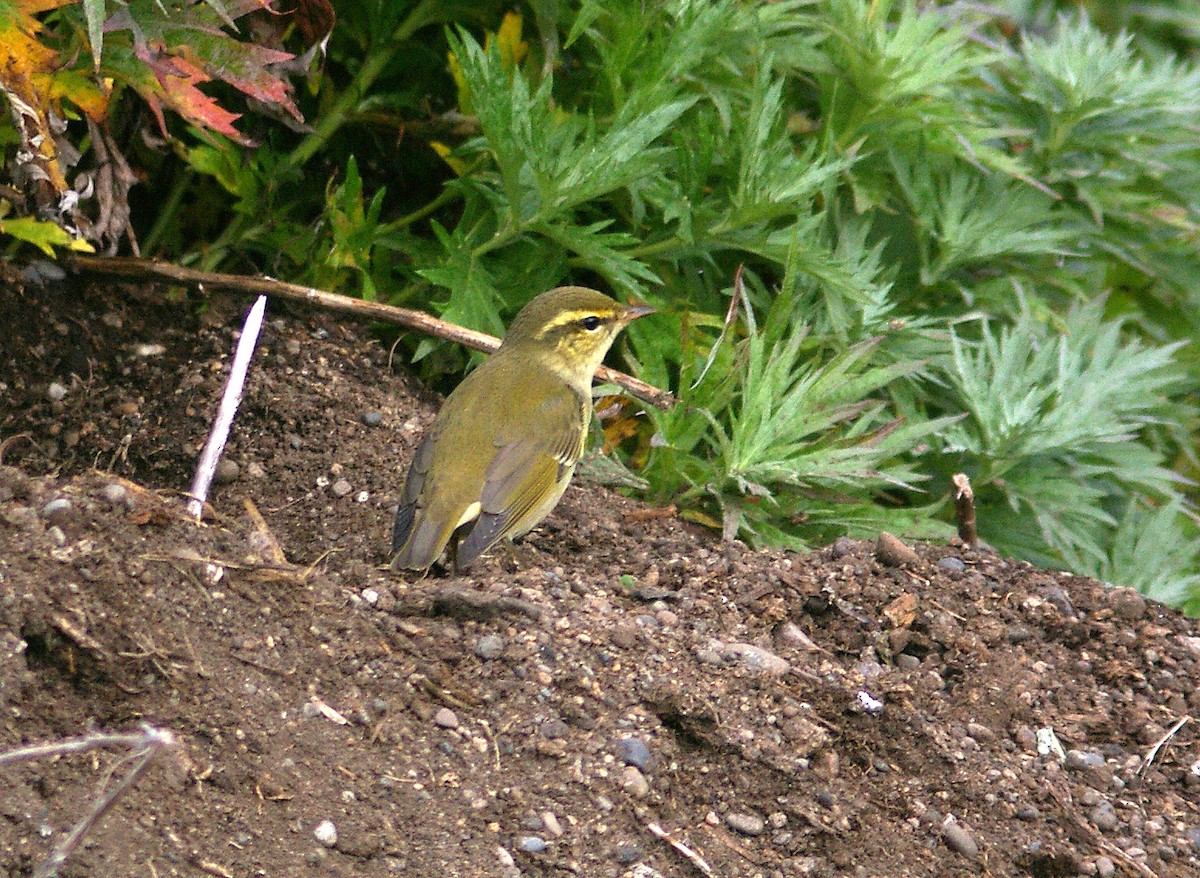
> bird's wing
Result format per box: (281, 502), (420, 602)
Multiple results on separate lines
(390, 426), (443, 568)
(454, 390), (586, 569)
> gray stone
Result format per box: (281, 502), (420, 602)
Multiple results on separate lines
(518, 836), (547, 853)
(720, 642), (790, 675)
(1095, 856), (1115, 878)
(725, 812), (765, 836)
(433, 707), (459, 729)
(618, 736), (653, 771)
(938, 556), (965, 572)
(47, 382), (68, 401)
(942, 823), (978, 860)
(214, 459), (240, 484)
(361, 411), (383, 427)
(41, 498), (73, 522)
(1089, 801), (1119, 832)
(475, 634), (506, 660)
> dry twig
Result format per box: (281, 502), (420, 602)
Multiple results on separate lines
(646, 821), (714, 876)
(1140, 715), (1189, 776)
(0, 725), (177, 878)
(68, 254), (675, 409)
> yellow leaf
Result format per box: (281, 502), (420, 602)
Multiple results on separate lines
(491, 12), (528, 68)
(430, 141), (469, 176)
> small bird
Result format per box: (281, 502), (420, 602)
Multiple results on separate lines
(390, 286), (654, 573)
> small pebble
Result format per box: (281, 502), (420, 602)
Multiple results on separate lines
(331, 478), (353, 497)
(475, 634), (506, 660)
(46, 526), (66, 547)
(541, 811), (563, 838)
(942, 822), (978, 860)
(618, 736), (653, 771)
(1186, 827), (1200, 851)
(612, 843), (641, 864)
(213, 459), (240, 484)
(1089, 801), (1119, 832)
(433, 707), (459, 729)
(724, 812), (765, 837)
(518, 836), (546, 853)
(313, 820), (338, 847)
(1014, 804), (1040, 821)
(100, 484), (128, 505)
(361, 411), (383, 427)
(1065, 749), (1105, 771)
(47, 382), (68, 401)
(1108, 588), (1146, 621)
(540, 719), (569, 740)
(896, 654), (920, 672)
(719, 642), (790, 675)
(774, 621), (818, 650)
(1094, 856), (1115, 878)
(938, 556), (965, 572)
(875, 531), (918, 566)
(41, 498), (73, 522)
(620, 765), (649, 798)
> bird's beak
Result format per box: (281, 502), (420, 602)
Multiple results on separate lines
(619, 302), (656, 324)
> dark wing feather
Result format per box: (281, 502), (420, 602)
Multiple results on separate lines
(390, 428), (441, 567)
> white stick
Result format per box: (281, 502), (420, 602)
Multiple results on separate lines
(0, 726), (177, 878)
(186, 295), (268, 520)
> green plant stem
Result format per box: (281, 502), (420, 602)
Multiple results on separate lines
(378, 187), (461, 235)
(286, 0), (444, 171)
(140, 168), (194, 255)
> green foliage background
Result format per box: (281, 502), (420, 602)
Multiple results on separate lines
(6, 0), (1200, 612)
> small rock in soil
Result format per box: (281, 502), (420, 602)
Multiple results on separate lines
(938, 556), (965, 572)
(475, 633), (506, 660)
(1107, 587), (1146, 621)
(361, 410), (383, 427)
(942, 822), (979, 860)
(719, 641), (790, 675)
(620, 765), (649, 798)
(613, 843), (641, 864)
(99, 483), (128, 505)
(313, 820), (338, 848)
(1089, 801), (1119, 832)
(518, 836), (546, 853)
(876, 531), (918, 566)
(725, 812), (765, 836)
(214, 459), (240, 484)
(47, 382), (67, 401)
(433, 707), (459, 729)
(540, 719), (569, 739)
(618, 736), (653, 771)
(40, 497), (72, 522)
(1094, 856), (1116, 878)
(331, 478), (353, 497)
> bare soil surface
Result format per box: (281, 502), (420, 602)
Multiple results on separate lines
(1, 269), (1199, 878)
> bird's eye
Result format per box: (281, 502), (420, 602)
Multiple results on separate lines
(581, 316), (602, 331)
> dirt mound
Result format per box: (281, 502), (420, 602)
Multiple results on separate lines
(1, 272), (1198, 877)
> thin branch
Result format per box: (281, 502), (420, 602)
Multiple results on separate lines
(1140, 715), (1189, 777)
(0, 726), (177, 878)
(186, 295), (267, 521)
(67, 254), (676, 410)
(646, 821), (713, 876)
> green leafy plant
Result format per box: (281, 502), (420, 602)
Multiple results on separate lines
(5, 0), (1200, 610)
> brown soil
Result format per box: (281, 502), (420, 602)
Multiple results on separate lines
(1, 269), (1199, 878)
